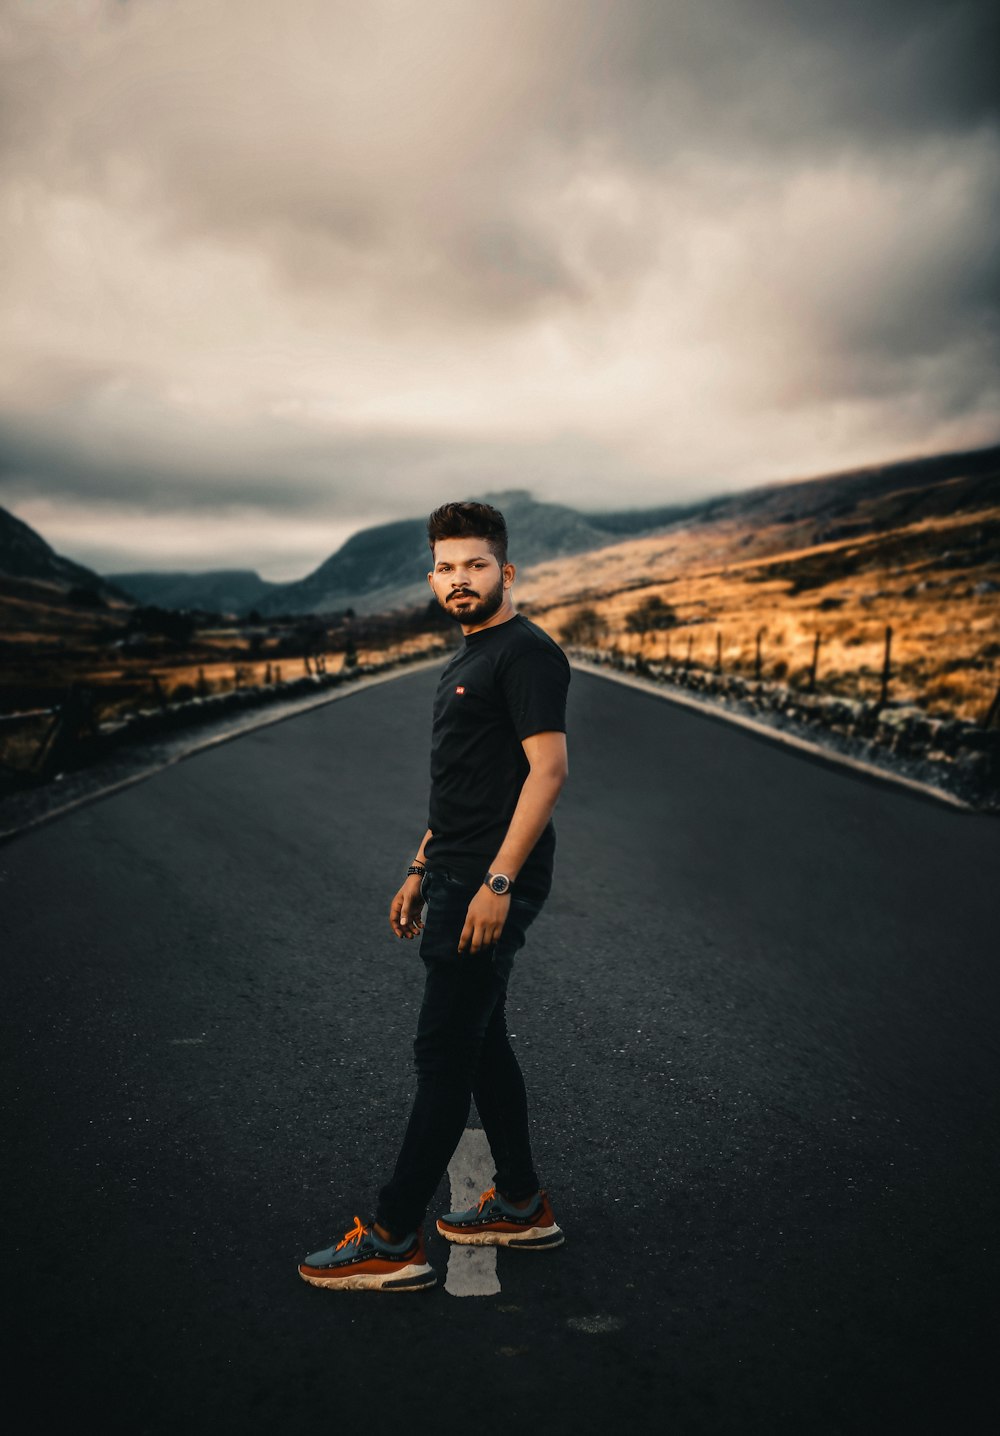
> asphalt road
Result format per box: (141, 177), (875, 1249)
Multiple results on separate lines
(3, 664), (998, 1435)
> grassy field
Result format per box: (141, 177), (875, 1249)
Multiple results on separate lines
(520, 484), (1000, 723)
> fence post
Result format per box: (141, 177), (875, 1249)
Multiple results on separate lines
(808, 632), (821, 693)
(32, 683), (96, 777)
(879, 625), (893, 708)
(715, 632), (722, 673)
(755, 627), (764, 682)
(685, 634), (693, 671)
(31, 704), (64, 774)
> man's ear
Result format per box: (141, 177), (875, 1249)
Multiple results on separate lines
(503, 562), (516, 589)
(427, 572), (435, 589)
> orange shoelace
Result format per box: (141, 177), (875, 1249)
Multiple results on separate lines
(335, 1215), (370, 1251)
(477, 1185), (497, 1212)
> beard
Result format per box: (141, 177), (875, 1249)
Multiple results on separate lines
(441, 573), (505, 626)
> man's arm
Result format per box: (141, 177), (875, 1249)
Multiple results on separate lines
(459, 731), (568, 954)
(389, 827), (433, 939)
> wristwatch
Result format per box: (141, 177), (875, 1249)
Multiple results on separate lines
(484, 871), (512, 896)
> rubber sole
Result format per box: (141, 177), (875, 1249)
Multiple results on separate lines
(298, 1262), (438, 1291)
(435, 1221), (565, 1249)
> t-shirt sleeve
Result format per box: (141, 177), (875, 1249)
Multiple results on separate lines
(500, 643), (570, 741)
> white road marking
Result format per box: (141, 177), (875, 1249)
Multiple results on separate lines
(444, 1127), (501, 1298)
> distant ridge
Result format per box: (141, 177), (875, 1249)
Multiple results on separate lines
(106, 569), (278, 615)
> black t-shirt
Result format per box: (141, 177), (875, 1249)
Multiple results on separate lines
(424, 614), (571, 897)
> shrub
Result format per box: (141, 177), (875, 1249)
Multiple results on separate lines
(625, 594), (677, 635)
(66, 585), (108, 609)
(559, 606), (609, 647)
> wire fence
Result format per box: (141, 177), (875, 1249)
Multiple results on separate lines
(556, 601), (1000, 729)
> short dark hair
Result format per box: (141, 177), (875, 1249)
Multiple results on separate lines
(427, 501), (508, 567)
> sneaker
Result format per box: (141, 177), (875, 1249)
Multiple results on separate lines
(436, 1185), (564, 1249)
(298, 1216), (437, 1291)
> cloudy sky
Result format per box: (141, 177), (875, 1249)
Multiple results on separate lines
(1, 0), (998, 579)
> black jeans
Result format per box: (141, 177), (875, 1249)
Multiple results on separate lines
(376, 868), (545, 1236)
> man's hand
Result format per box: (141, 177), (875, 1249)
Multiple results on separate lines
(389, 874), (425, 939)
(458, 886), (511, 955)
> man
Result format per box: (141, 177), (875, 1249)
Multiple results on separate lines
(299, 500), (570, 1292)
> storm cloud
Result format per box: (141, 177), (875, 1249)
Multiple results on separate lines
(1, 0), (997, 577)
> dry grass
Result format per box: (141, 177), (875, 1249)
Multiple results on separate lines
(82, 632), (443, 724)
(521, 503), (1000, 722)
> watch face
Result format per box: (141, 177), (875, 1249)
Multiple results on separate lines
(489, 874), (510, 894)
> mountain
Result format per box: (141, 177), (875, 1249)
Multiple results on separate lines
(255, 516), (430, 617)
(254, 490), (624, 617)
(0, 503), (129, 602)
(256, 448), (1000, 618)
(106, 569), (279, 615)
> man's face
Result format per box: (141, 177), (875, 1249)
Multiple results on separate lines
(428, 537), (508, 626)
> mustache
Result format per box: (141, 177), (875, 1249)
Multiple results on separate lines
(448, 589), (478, 600)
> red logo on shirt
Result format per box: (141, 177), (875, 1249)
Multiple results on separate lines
(455, 685), (465, 694)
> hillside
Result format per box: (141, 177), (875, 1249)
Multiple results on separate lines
(522, 449), (1000, 609)
(517, 450), (1000, 723)
(0, 504), (136, 663)
(0, 504), (127, 601)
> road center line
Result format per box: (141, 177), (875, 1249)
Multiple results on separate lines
(444, 1127), (500, 1298)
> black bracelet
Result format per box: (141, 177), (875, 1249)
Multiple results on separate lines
(406, 864), (426, 878)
